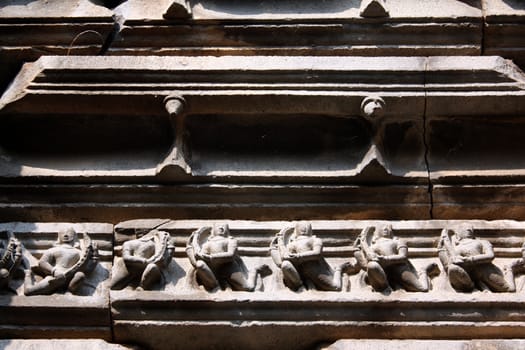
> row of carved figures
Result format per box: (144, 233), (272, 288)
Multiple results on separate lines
(1, 222), (525, 295)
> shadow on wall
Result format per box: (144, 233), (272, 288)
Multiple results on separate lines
(502, 0), (525, 10)
(0, 0), (126, 10)
(193, 0), (360, 16)
(457, 0), (482, 10)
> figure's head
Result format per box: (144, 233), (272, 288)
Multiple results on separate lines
(58, 227), (76, 244)
(374, 224), (393, 240)
(212, 224), (229, 237)
(295, 222), (313, 237)
(457, 225), (475, 240)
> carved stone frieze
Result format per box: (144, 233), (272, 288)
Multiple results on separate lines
(271, 222), (355, 291)
(0, 222), (112, 339)
(354, 225), (439, 292)
(109, 219), (525, 350)
(24, 228), (99, 296)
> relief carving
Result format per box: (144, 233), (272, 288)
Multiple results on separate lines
(0, 232), (23, 292)
(354, 225), (439, 292)
(24, 228), (99, 296)
(186, 224), (272, 291)
(111, 229), (174, 291)
(438, 225), (516, 292)
(270, 222), (356, 291)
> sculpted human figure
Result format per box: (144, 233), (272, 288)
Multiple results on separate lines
(270, 222), (354, 291)
(438, 225), (516, 292)
(186, 224), (271, 291)
(24, 228), (98, 295)
(0, 232), (23, 291)
(111, 229), (174, 291)
(354, 225), (439, 292)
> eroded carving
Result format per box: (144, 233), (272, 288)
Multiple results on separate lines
(186, 224), (271, 291)
(360, 95), (386, 119)
(270, 222), (355, 291)
(360, 0), (389, 18)
(438, 225), (516, 292)
(24, 228), (98, 296)
(354, 225), (439, 292)
(0, 232), (23, 292)
(111, 229), (174, 291)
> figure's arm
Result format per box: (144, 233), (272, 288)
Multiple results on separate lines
(209, 238), (237, 260)
(38, 250), (56, 276)
(122, 242), (146, 264)
(165, 241), (175, 266)
(377, 239), (408, 266)
(293, 237), (322, 262)
(464, 240), (494, 265)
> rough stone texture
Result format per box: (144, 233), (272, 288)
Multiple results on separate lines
(2, 56), (525, 219)
(0, 222), (113, 339)
(0, 339), (137, 350)
(112, 0), (482, 57)
(0, 0), (115, 92)
(2, 1), (525, 349)
(484, 0), (525, 69)
(321, 339), (525, 350)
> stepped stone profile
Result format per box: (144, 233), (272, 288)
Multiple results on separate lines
(4, 0), (525, 348)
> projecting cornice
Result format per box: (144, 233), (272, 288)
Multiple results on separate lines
(1, 55), (525, 185)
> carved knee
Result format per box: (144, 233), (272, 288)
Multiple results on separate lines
(447, 264), (474, 292)
(366, 261), (388, 291)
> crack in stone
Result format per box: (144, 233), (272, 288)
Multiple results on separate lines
(423, 57), (434, 220)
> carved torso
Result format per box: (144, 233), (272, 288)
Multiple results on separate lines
(202, 236), (230, 255)
(371, 238), (399, 256)
(455, 238), (484, 257)
(126, 239), (156, 259)
(288, 236), (315, 254)
(44, 245), (81, 273)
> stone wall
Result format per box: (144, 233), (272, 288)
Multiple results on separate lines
(3, 0), (525, 349)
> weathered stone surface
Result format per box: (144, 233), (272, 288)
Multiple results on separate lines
(0, 222), (112, 339)
(0, 339), (137, 350)
(0, 184), (431, 222)
(111, 0), (481, 57)
(3, 55), (525, 219)
(111, 219), (525, 350)
(321, 339), (525, 350)
(0, 0), (115, 92)
(483, 0), (525, 69)
(432, 184), (525, 220)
